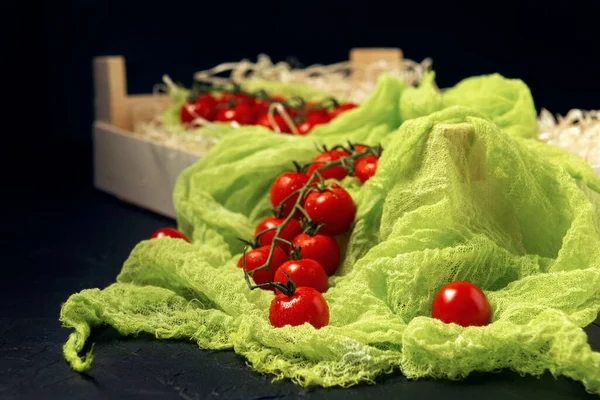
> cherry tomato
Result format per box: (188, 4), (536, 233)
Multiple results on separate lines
(306, 150), (351, 181)
(237, 245), (288, 289)
(297, 114), (330, 135)
(329, 102), (358, 119)
(354, 155), (378, 183)
(273, 259), (328, 294)
(220, 92), (255, 107)
(180, 96), (218, 124)
(215, 103), (256, 125)
(255, 217), (303, 254)
(150, 227), (190, 243)
(197, 94), (218, 120)
(291, 233), (340, 276)
(254, 95), (289, 117)
(303, 184), (356, 235)
(255, 114), (291, 134)
(432, 281), (491, 327)
(304, 101), (330, 120)
(270, 172), (310, 217)
(269, 286), (329, 328)
(352, 145), (368, 153)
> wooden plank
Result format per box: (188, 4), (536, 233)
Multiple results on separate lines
(129, 94), (171, 126)
(350, 47), (403, 89)
(93, 121), (200, 218)
(93, 56), (130, 130)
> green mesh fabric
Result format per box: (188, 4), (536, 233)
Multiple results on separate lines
(61, 73), (600, 394)
(400, 72), (539, 139)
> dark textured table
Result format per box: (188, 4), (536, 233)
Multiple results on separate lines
(3, 182), (598, 399)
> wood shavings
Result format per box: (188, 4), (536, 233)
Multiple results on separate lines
(193, 54), (431, 103)
(538, 108), (600, 175)
(132, 119), (217, 156)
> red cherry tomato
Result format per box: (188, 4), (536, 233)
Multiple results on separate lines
(269, 287), (329, 328)
(273, 259), (328, 294)
(432, 281), (491, 327)
(196, 96), (218, 121)
(150, 227), (190, 243)
(303, 184), (356, 235)
(254, 95), (290, 117)
(306, 150), (351, 181)
(304, 101), (330, 120)
(297, 114), (330, 135)
(270, 172), (310, 217)
(329, 102), (358, 119)
(255, 114), (291, 134)
(291, 233), (340, 276)
(255, 217), (303, 254)
(354, 155), (378, 183)
(215, 103), (256, 125)
(180, 96), (218, 124)
(237, 245), (288, 289)
(353, 145), (368, 153)
(220, 92), (255, 107)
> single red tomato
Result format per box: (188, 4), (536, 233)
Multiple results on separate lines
(215, 103), (256, 125)
(303, 184), (356, 235)
(220, 92), (255, 107)
(269, 286), (329, 328)
(150, 227), (190, 243)
(270, 172), (310, 217)
(297, 114), (330, 135)
(255, 217), (303, 254)
(237, 245), (288, 289)
(352, 145), (368, 153)
(253, 100), (269, 117)
(254, 95), (289, 117)
(180, 100), (218, 124)
(306, 150), (351, 181)
(273, 259), (328, 294)
(304, 101), (330, 120)
(432, 281), (491, 327)
(329, 102), (358, 119)
(291, 233), (340, 276)
(354, 155), (378, 183)
(255, 114), (291, 134)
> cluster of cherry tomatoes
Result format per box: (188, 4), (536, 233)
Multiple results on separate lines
(148, 143), (492, 329)
(180, 88), (358, 135)
(237, 144), (382, 329)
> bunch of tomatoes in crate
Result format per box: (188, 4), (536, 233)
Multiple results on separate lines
(180, 84), (358, 135)
(150, 143), (492, 329)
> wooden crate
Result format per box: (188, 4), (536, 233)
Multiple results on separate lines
(93, 56), (201, 218)
(92, 49), (404, 218)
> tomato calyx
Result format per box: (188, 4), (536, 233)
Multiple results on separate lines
(240, 248), (297, 296)
(288, 244), (303, 260)
(302, 220), (325, 236)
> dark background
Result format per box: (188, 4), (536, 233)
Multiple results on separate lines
(3, 1), (600, 398)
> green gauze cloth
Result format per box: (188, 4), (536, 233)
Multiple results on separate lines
(399, 71), (539, 139)
(61, 80), (600, 393)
